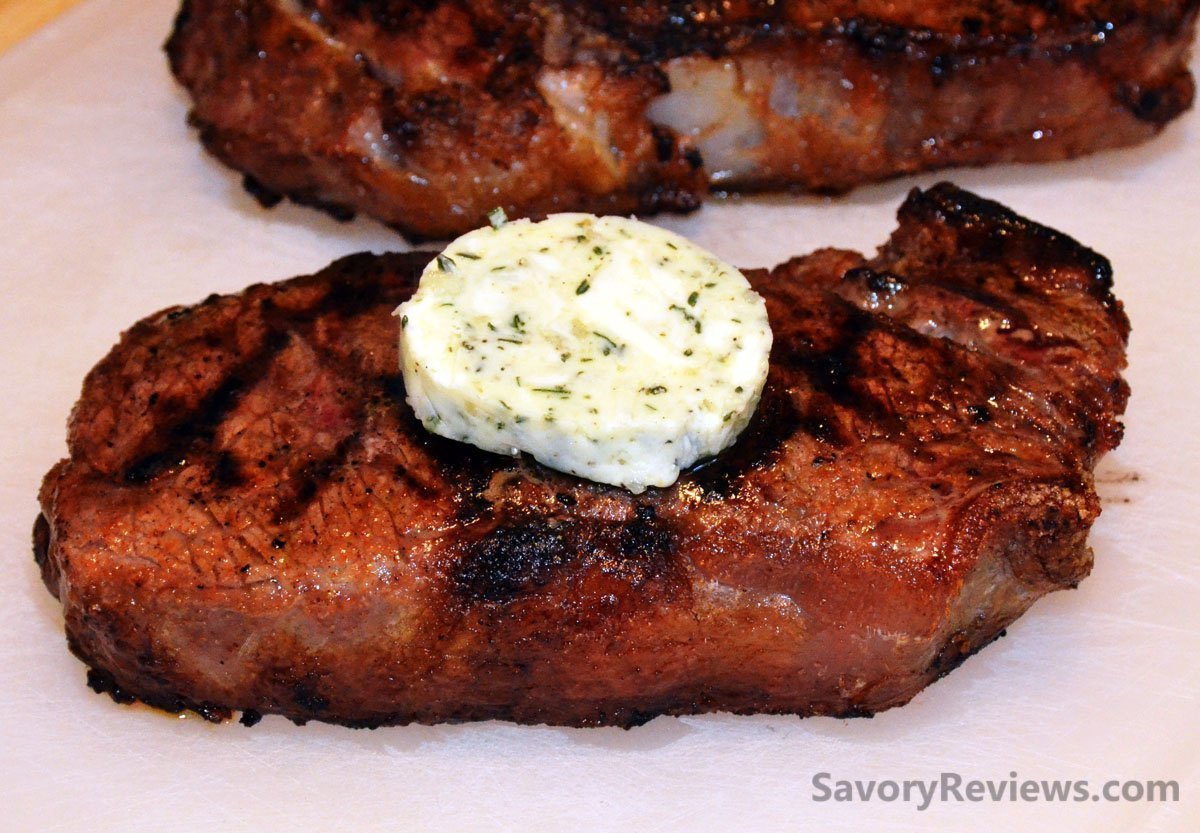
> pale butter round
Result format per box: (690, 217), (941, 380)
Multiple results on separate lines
(395, 214), (772, 493)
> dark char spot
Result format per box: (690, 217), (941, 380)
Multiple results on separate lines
(610, 506), (676, 583)
(86, 667), (136, 705)
(843, 18), (914, 55)
(965, 404), (993, 424)
(1121, 80), (1190, 125)
(651, 124), (675, 163)
(292, 678), (329, 713)
(241, 174), (283, 208)
(455, 520), (570, 604)
(212, 451), (244, 487)
(31, 513), (51, 575)
(239, 709), (264, 727)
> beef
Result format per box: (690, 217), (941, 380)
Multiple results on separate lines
(34, 184), (1129, 727)
(166, 0), (1198, 239)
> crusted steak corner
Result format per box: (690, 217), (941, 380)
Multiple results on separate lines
(166, 0), (1198, 238)
(35, 184), (1129, 727)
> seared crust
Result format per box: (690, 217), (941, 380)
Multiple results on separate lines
(165, 0), (1198, 237)
(35, 185), (1128, 727)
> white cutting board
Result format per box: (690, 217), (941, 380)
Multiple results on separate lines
(1, 2), (1197, 831)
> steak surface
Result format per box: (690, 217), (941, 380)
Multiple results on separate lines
(35, 185), (1129, 727)
(166, 0), (1198, 238)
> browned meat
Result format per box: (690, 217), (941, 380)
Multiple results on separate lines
(165, 0), (1198, 239)
(34, 185), (1129, 727)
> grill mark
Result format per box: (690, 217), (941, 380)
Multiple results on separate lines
(907, 183), (1116, 306)
(794, 396), (847, 447)
(272, 431), (365, 523)
(773, 299), (874, 408)
(123, 330), (292, 485)
(119, 255), (428, 491)
(392, 463), (438, 500)
(859, 268), (1101, 459)
(319, 267), (402, 318)
(687, 385), (801, 498)
(687, 294), (921, 498)
(934, 281), (1085, 351)
(933, 279), (1033, 330)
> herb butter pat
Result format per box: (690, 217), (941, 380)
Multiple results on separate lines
(395, 214), (772, 493)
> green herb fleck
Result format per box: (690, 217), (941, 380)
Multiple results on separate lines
(511, 313), (525, 332)
(643, 385), (667, 395)
(592, 245), (603, 256)
(400, 315), (409, 329)
(592, 331), (622, 355)
(533, 386), (571, 396)
(456, 251), (480, 260)
(670, 301), (705, 335)
(576, 279), (590, 295)
(436, 253), (456, 272)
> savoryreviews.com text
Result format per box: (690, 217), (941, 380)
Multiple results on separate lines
(811, 772), (1179, 812)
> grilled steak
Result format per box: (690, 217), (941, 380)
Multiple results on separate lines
(35, 185), (1129, 727)
(166, 0), (1198, 239)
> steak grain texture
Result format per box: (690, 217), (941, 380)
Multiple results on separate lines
(165, 0), (1199, 238)
(35, 185), (1129, 727)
